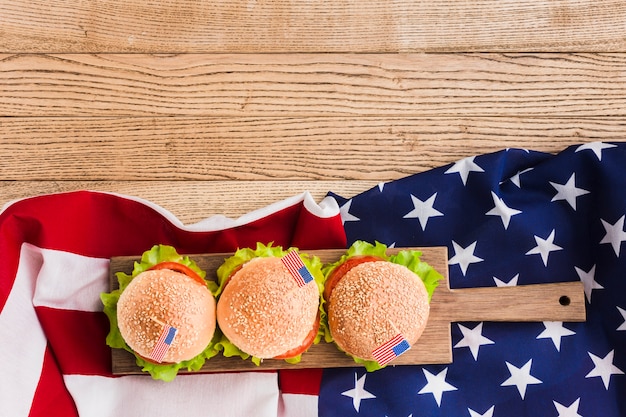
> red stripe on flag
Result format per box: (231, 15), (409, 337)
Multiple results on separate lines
(278, 369), (323, 395)
(28, 345), (79, 417)
(35, 306), (113, 376)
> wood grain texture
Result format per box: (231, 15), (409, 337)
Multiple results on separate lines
(1, 0), (625, 53)
(3, 53), (626, 117)
(108, 247), (585, 373)
(1, 116), (624, 181)
(0, 180), (377, 223)
(436, 282), (586, 323)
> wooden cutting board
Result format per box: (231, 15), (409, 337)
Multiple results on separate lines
(108, 247), (586, 374)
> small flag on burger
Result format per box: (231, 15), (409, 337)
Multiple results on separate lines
(372, 333), (411, 366)
(281, 251), (314, 287)
(150, 322), (178, 363)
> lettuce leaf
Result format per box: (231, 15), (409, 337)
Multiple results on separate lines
(100, 244), (219, 382)
(322, 240), (444, 371)
(214, 242), (326, 365)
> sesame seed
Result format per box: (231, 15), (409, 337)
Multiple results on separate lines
(117, 269), (216, 362)
(327, 261), (429, 360)
(216, 257), (319, 358)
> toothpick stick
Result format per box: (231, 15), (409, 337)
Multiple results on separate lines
(150, 316), (166, 327)
(387, 318), (401, 335)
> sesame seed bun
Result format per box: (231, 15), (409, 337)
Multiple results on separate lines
(216, 257), (320, 359)
(117, 269), (217, 363)
(327, 261), (430, 361)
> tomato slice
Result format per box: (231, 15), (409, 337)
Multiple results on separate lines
(137, 352), (174, 365)
(149, 261), (205, 285)
(323, 255), (383, 301)
(273, 313), (321, 360)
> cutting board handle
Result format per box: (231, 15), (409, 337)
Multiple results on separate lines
(433, 281), (586, 323)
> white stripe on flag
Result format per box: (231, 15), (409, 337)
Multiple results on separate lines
(278, 393), (318, 417)
(0, 244), (48, 417)
(32, 247), (110, 312)
(65, 373), (281, 417)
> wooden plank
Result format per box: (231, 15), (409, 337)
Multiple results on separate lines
(2, 53), (626, 117)
(1, 117), (625, 181)
(0, 180), (377, 223)
(108, 247), (585, 374)
(435, 282), (586, 323)
(109, 247), (452, 372)
(1, 1), (625, 53)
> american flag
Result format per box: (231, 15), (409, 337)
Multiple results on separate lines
(149, 323), (177, 363)
(281, 250), (315, 287)
(371, 334), (411, 367)
(2, 142), (626, 417)
(322, 142), (626, 417)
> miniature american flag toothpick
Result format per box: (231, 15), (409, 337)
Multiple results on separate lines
(149, 317), (178, 363)
(281, 251), (314, 287)
(372, 333), (411, 366)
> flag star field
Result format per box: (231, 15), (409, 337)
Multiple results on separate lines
(322, 143), (625, 417)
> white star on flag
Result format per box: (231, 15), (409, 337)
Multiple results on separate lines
(339, 199), (360, 225)
(585, 350), (624, 390)
(617, 307), (626, 331)
(444, 156), (485, 185)
(454, 322), (495, 360)
(599, 215), (626, 257)
(403, 193), (444, 230)
(526, 229), (563, 266)
(377, 182), (386, 192)
(493, 274), (519, 286)
(575, 141), (617, 161)
(417, 368), (458, 407)
(469, 406), (495, 417)
(508, 167), (534, 188)
(575, 265), (603, 304)
(501, 359), (542, 399)
(550, 173), (590, 210)
(486, 191), (522, 229)
(448, 241), (484, 276)
(341, 373), (376, 412)
(536, 321), (576, 351)
(553, 398), (583, 417)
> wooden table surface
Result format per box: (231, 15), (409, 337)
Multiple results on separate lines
(2, 0), (626, 222)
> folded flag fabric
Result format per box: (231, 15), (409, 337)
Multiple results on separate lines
(3, 141), (626, 417)
(323, 142), (626, 417)
(0, 191), (345, 417)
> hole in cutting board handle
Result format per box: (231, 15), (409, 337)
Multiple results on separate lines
(559, 295), (571, 306)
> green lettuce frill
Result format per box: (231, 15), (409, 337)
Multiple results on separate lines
(321, 240), (443, 371)
(214, 242), (326, 365)
(100, 244), (219, 382)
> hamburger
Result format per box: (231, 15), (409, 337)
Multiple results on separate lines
(101, 245), (218, 381)
(214, 243), (324, 364)
(323, 241), (442, 370)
